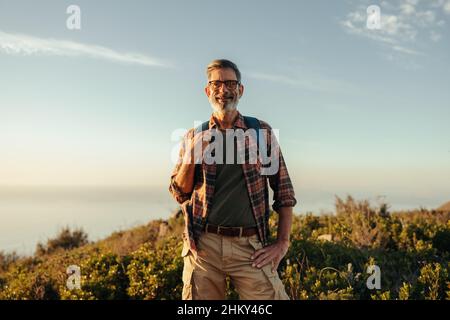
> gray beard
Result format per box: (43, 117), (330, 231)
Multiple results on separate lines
(209, 99), (239, 115)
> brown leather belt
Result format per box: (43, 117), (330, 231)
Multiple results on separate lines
(204, 224), (258, 237)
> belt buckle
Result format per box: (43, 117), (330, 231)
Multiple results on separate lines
(217, 225), (222, 235)
(238, 227), (243, 238)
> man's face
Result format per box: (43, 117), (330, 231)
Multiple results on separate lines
(205, 68), (244, 114)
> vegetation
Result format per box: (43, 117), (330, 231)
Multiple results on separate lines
(0, 195), (449, 300)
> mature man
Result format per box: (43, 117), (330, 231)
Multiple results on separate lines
(169, 59), (297, 300)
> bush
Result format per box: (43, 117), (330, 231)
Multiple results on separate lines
(36, 227), (89, 256)
(0, 263), (59, 300)
(59, 252), (129, 300)
(432, 229), (450, 254)
(0, 251), (20, 272)
(126, 236), (183, 300)
(415, 263), (449, 300)
(1, 196), (449, 300)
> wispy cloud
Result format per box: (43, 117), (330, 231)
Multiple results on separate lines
(437, 0), (450, 14)
(0, 30), (172, 68)
(246, 71), (358, 95)
(445, 1), (450, 14)
(340, 0), (449, 59)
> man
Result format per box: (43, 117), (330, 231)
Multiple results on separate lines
(169, 59), (297, 300)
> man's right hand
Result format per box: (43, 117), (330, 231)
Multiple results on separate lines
(173, 129), (212, 196)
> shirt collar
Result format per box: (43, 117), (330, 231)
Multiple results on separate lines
(208, 110), (247, 130)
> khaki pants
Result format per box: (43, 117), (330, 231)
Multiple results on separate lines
(181, 231), (290, 300)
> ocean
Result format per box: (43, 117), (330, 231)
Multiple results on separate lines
(0, 186), (178, 256)
(0, 185), (445, 256)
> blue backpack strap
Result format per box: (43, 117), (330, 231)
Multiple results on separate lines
(243, 116), (265, 150)
(195, 120), (210, 134)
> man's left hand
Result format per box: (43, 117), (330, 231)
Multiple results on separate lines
(251, 240), (289, 273)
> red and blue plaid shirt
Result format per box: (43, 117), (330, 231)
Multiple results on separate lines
(169, 111), (297, 255)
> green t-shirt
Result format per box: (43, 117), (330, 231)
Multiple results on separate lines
(206, 129), (257, 228)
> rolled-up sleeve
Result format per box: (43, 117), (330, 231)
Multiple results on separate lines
(269, 151), (297, 211)
(260, 121), (297, 212)
(169, 128), (194, 204)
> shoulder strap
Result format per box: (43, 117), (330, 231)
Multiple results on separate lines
(243, 116), (265, 150)
(194, 120), (210, 134)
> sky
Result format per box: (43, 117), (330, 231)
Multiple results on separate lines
(1, 0), (449, 210)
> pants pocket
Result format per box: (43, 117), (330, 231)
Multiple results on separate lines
(247, 235), (263, 250)
(260, 265), (290, 300)
(181, 238), (191, 258)
(182, 256), (195, 300)
(247, 237), (290, 300)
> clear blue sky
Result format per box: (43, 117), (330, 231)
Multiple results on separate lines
(1, 0), (449, 209)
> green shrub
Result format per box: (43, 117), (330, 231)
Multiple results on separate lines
(36, 227), (89, 256)
(1, 196), (449, 300)
(0, 264), (59, 300)
(416, 263), (449, 300)
(60, 252), (129, 300)
(126, 235), (183, 300)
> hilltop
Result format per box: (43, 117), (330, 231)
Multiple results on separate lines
(437, 201), (450, 212)
(0, 195), (449, 300)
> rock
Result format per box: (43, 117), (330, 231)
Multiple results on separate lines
(317, 234), (333, 242)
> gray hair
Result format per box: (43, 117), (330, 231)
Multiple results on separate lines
(206, 59), (241, 82)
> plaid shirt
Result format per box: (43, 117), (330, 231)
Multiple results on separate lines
(169, 111), (297, 255)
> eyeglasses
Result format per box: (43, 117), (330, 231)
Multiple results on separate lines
(208, 80), (241, 90)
